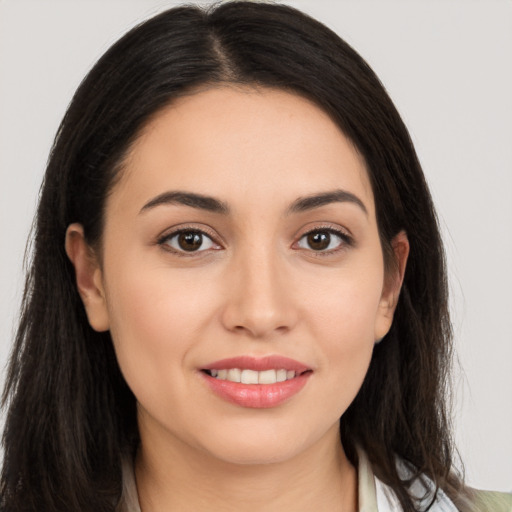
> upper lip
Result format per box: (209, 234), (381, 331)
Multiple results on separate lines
(202, 355), (311, 373)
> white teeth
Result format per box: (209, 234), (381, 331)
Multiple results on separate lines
(258, 369), (277, 384)
(209, 368), (298, 384)
(241, 369), (259, 384)
(276, 369), (287, 382)
(227, 368), (241, 383)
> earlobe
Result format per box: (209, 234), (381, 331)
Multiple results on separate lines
(65, 223), (110, 332)
(375, 230), (409, 342)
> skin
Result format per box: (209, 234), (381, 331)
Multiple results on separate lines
(66, 86), (408, 511)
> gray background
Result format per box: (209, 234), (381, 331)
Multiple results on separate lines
(1, 0), (511, 491)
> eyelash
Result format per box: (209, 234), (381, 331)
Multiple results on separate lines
(157, 226), (222, 257)
(157, 225), (353, 256)
(294, 226), (353, 255)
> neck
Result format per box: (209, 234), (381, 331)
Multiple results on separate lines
(135, 422), (357, 512)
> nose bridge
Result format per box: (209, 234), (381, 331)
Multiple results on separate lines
(222, 239), (296, 337)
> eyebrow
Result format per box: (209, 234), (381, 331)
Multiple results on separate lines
(140, 191), (230, 215)
(140, 188), (367, 216)
(287, 190), (368, 216)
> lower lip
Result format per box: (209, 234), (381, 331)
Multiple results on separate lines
(201, 372), (311, 409)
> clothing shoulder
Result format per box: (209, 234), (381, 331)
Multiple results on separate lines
(375, 476), (512, 512)
(471, 489), (512, 512)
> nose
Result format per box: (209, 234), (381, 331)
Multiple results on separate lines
(220, 247), (298, 339)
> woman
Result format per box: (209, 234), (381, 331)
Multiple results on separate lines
(1, 2), (510, 511)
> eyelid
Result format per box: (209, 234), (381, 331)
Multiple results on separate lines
(293, 223), (354, 253)
(156, 223), (223, 255)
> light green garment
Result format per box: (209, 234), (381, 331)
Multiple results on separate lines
(472, 489), (512, 512)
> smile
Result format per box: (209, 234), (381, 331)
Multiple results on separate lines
(206, 368), (298, 384)
(200, 356), (312, 408)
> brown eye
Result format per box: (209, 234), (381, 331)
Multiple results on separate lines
(162, 230), (217, 253)
(296, 229), (347, 252)
(178, 231), (203, 251)
(306, 231), (331, 251)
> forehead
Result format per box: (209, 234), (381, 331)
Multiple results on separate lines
(114, 86), (374, 216)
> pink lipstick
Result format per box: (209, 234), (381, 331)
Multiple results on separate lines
(200, 355), (312, 408)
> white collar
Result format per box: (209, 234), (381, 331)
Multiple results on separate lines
(362, 450), (459, 512)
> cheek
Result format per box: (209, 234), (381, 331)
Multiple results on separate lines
(106, 257), (216, 338)
(102, 260), (221, 398)
(302, 264), (383, 405)
(304, 261), (384, 342)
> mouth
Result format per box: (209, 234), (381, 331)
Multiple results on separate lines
(202, 368), (308, 384)
(200, 356), (312, 408)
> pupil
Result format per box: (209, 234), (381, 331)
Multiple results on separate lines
(308, 231), (330, 250)
(178, 231), (202, 251)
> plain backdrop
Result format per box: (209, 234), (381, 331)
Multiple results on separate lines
(0, 0), (511, 492)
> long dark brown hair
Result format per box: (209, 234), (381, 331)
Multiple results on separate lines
(1, 3), (471, 511)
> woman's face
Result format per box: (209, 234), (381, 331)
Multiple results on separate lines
(69, 86), (406, 466)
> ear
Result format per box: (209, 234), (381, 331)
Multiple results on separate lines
(65, 223), (110, 332)
(374, 230), (409, 342)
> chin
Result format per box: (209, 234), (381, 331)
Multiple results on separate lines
(195, 421), (325, 467)
(208, 441), (302, 466)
